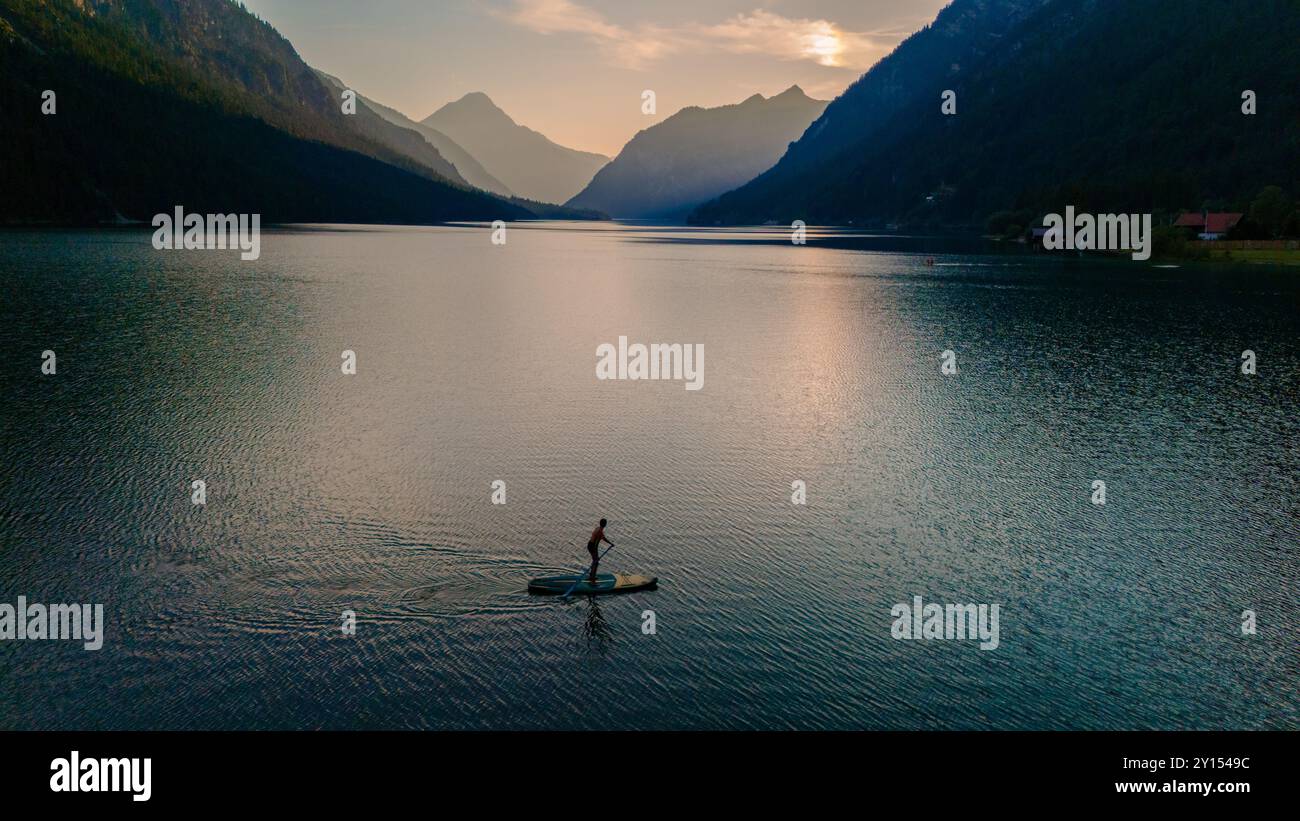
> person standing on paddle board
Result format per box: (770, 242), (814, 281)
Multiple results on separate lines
(587, 519), (613, 583)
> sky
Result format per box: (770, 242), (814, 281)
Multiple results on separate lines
(240, 0), (949, 157)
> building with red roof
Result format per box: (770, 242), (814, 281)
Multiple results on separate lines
(1174, 211), (1243, 240)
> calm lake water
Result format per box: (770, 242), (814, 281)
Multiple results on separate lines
(1, 222), (1296, 730)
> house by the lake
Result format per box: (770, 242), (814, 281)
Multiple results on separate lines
(1174, 211), (1243, 240)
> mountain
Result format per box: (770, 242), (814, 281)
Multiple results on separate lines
(69, 0), (470, 187)
(689, 0), (1048, 225)
(0, 0), (548, 223)
(566, 87), (827, 220)
(423, 93), (609, 205)
(315, 71), (514, 198)
(313, 73), (607, 217)
(692, 0), (1300, 227)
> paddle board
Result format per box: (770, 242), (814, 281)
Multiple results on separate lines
(528, 573), (658, 596)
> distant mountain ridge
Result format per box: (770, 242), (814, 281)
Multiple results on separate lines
(423, 93), (609, 205)
(567, 86), (827, 219)
(314, 71), (514, 197)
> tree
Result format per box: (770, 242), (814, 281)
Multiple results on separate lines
(1282, 211), (1300, 240)
(1249, 186), (1293, 239)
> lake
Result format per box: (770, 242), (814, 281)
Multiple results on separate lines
(0, 222), (1296, 729)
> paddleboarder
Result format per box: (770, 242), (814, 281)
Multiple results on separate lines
(587, 519), (613, 583)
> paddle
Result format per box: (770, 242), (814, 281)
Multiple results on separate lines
(561, 542), (615, 598)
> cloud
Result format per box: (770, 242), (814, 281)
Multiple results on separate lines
(698, 10), (884, 68)
(497, 0), (676, 68)
(499, 1), (888, 70)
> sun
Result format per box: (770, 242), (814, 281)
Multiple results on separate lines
(804, 30), (843, 66)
